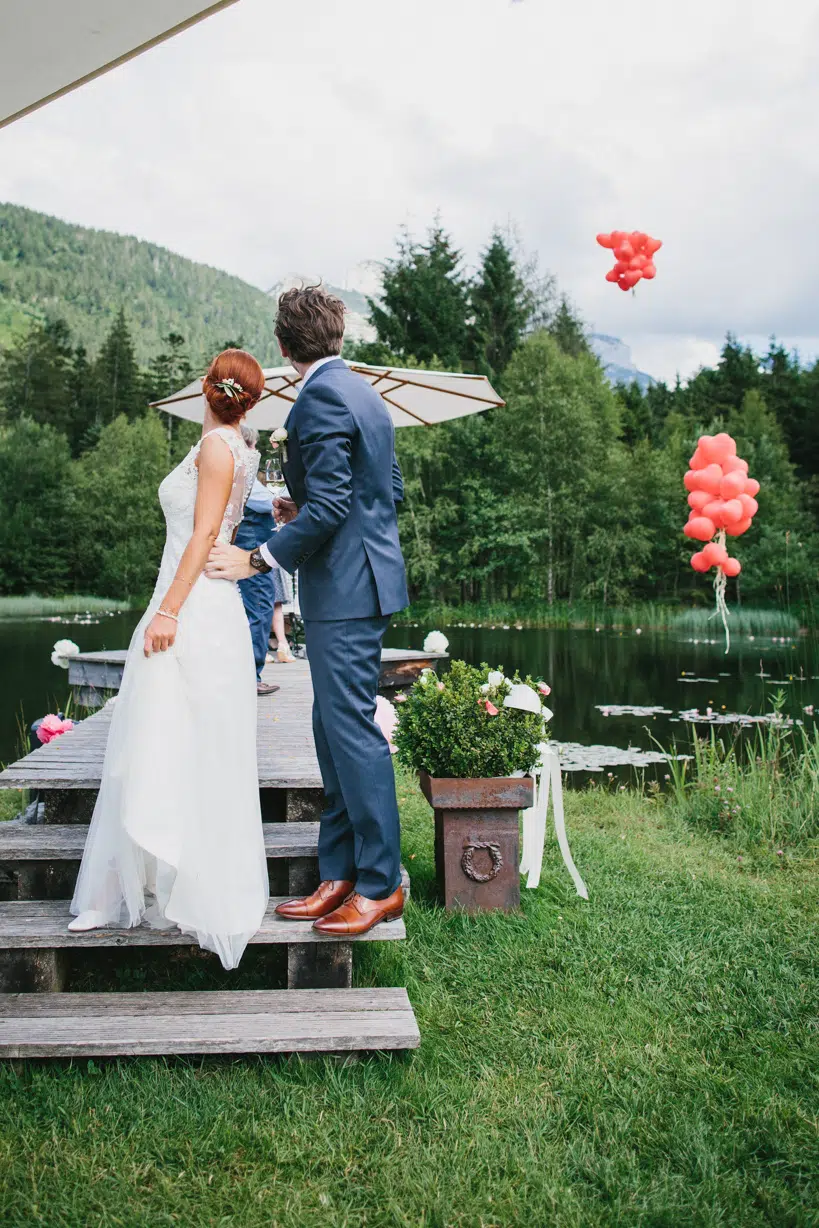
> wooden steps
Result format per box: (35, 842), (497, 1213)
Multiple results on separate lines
(0, 819), (411, 904)
(0, 898), (406, 948)
(0, 656), (419, 1056)
(0, 820), (323, 861)
(0, 988), (421, 1057)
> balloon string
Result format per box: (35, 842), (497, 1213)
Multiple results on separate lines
(713, 529), (730, 654)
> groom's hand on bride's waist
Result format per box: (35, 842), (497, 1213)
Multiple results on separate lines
(205, 541), (255, 582)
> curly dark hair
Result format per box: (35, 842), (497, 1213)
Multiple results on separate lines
(274, 285), (346, 364)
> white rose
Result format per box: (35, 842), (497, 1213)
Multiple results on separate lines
(51, 651), (69, 669)
(487, 670), (505, 687)
(423, 630), (449, 655)
(418, 668), (435, 685)
(53, 639), (80, 659)
(271, 427), (288, 443)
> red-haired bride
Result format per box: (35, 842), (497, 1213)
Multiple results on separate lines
(69, 350), (270, 970)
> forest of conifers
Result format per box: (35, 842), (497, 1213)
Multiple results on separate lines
(1, 211), (818, 617)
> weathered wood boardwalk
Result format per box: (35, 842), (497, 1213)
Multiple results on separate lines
(0, 657), (421, 1057)
(0, 658), (322, 792)
(0, 988), (421, 1058)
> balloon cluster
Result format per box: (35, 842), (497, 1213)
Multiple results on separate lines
(682, 433), (760, 577)
(596, 230), (662, 291)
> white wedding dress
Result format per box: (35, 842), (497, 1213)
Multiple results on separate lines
(70, 426), (270, 970)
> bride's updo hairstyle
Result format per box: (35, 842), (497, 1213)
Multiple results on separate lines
(202, 349), (265, 426)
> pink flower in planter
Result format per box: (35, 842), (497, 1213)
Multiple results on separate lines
(537, 681), (551, 696)
(484, 700), (499, 717)
(36, 714), (74, 744)
(394, 692), (407, 703)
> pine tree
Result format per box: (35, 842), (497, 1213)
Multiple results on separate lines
(548, 295), (590, 358)
(0, 318), (74, 435)
(368, 222), (471, 368)
(469, 230), (531, 381)
(92, 308), (142, 426)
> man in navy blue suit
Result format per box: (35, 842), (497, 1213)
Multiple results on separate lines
(207, 286), (409, 935)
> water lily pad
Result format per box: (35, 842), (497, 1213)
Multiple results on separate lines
(596, 705), (673, 717)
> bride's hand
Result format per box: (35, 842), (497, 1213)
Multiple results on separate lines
(144, 613), (177, 657)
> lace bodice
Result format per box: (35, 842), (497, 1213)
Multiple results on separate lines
(156, 427), (260, 583)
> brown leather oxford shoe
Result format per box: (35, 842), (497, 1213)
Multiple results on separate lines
(312, 885), (404, 936)
(274, 879), (354, 920)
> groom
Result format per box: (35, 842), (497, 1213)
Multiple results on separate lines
(206, 286), (409, 935)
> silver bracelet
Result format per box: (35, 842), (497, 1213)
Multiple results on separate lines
(157, 608), (179, 622)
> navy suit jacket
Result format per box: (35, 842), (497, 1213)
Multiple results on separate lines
(265, 359), (409, 621)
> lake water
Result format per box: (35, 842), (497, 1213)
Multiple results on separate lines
(1, 610), (816, 775)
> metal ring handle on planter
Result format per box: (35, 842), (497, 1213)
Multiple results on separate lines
(461, 840), (503, 883)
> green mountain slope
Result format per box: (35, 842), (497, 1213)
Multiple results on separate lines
(0, 203), (282, 364)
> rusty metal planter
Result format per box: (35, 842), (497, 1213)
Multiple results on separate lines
(419, 772), (534, 913)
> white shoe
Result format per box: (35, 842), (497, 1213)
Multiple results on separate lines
(67, 910), (108, 932)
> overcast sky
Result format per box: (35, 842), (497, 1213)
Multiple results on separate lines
(2, 0), (818, 382)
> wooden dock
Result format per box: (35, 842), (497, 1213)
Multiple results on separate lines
(3, 658), (322, 793)
(0, 657), (421, 1059)
(67, 646), (447, 709)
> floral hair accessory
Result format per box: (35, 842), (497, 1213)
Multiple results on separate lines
(213, 377), (244, 399)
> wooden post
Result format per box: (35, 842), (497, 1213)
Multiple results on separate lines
(0, 950), (67, 993)
(44, 790), (97, 825)
(284, 787), (351, 989)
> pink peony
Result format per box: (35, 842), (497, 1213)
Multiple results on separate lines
(537, 682), (551, 696)
(374, 695), (398, 753)
(394, 692), (407, 703)
(484, 700), (499, 717)
(36, 714), (74, 745)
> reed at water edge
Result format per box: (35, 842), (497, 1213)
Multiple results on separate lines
(0, 595), (134, 619)
(393, 600), (811, 634)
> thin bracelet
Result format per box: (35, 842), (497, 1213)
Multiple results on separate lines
(157, 608), (179, 622)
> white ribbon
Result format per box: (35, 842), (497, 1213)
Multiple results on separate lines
(520, 742), (589, 899)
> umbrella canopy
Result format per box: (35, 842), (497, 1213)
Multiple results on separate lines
(150, 363), (505, 429)
(1, 0), (238, 129)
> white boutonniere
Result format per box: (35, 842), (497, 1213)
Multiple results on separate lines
(271, 427), (288, 465)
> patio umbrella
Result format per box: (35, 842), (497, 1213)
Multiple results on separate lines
(1, 0), (239, 129)
(150, 363), (505, 429)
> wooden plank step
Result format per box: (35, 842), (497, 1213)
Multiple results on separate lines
(0, 822), (322, 861)
(0, 988), (421, 1057)
(0, 899), (406, 949)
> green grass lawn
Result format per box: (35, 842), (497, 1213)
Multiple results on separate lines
(1, 774), (817, 1227)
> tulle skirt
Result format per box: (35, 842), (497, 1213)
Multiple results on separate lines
(70, 573), (269, 970)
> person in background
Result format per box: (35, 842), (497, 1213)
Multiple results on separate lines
(235, 426), (295, 695)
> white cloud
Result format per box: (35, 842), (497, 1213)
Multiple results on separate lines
(1, 0), (819, 382)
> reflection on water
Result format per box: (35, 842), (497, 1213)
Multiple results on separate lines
(384, 623), (819, 775)
(1, 613), (816, 775)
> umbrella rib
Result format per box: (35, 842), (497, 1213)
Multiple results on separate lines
(380, 394), (433, 426)
(351, 365), (504, 407)
(149, 392), (201, 407)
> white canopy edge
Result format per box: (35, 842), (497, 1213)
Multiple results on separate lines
(151, 363), (505, 430)
(0, 0), (239, 129)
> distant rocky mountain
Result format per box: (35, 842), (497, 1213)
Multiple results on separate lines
(589, 334), (655, 390)
(266, 263), (379, 346)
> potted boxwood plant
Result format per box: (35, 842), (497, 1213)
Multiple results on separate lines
(394, 661), (549, 912)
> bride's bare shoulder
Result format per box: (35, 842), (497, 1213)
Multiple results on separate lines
(195, 430), (238, 473)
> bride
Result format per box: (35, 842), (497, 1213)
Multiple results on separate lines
(69, 349), (270, 970)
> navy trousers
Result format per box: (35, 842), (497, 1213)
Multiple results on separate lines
(238, 572), (275, 681)
(305, 615), (401, 900)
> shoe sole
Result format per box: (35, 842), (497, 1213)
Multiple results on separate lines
(313, 909), (404, 935)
